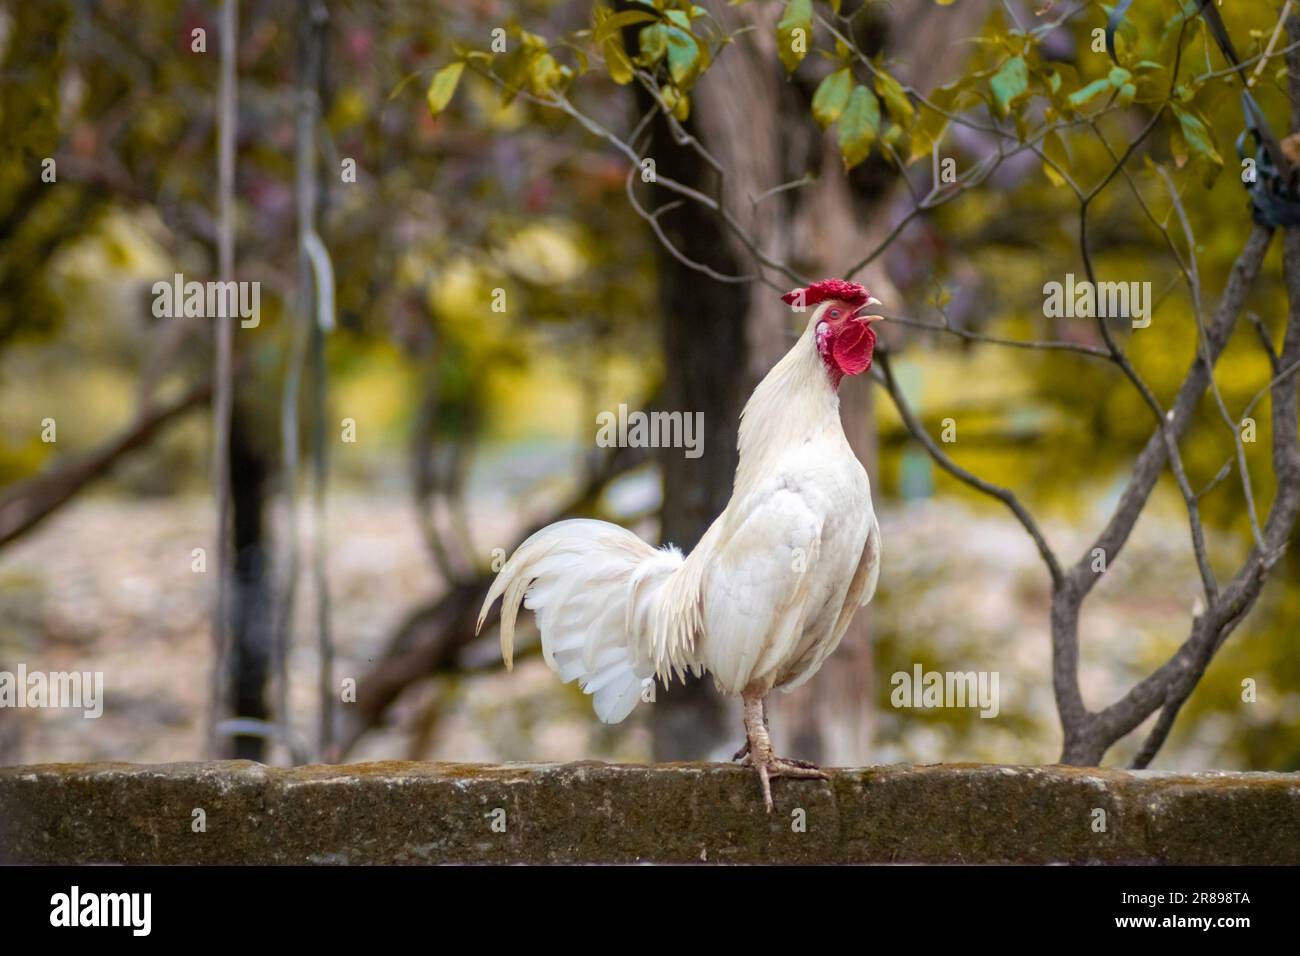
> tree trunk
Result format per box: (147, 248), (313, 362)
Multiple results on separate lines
(642, 0), (880, 762)
(641, 0), (989, 762)
(636, 93), (750, 761)
(226, 406), (274, 760)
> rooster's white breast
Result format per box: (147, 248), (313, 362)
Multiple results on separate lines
(695, 436), (878, 697)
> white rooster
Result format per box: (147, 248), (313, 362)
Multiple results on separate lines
(478, 278), (883, 811)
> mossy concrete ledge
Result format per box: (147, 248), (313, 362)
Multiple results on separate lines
(1, 761), (1298, 864)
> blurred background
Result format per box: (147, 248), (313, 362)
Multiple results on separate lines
(1, 0), (1298, 772)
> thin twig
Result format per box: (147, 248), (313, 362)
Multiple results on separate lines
(207, 0), (238, 759)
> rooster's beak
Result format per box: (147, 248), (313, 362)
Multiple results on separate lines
(854, 296), (884, 322)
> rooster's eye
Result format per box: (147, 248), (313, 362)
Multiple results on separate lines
(828, 308), (841, 319)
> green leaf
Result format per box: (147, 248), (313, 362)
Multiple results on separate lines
(777, 0), (814, 74)
(1044, 63), (1079, 104)
(838, 84), (880, 170)
(812, 67), (854, 129)
(989, 56), (1028, 118)
(1157, 0), (1202, 65)
(673, 90), (691, 120)
(391, 69), (426, 102)
(665, 9), (691, 30)
(604, 33), (635, 84)
(908, 108), (947, 163)
(498, 42), (538, 105)
(874, 70), (915, 128)
(881, 121), (908, 161)
(426, 62), (464, 115)
(636, 23), (668, 66)
(1169, 127), (1189, 168)
(907, 82), (966, 163)
(1040, 129), (1069, 186)
(1100, 65), (1136, 108)
(659, 84), (680, 113)
(519, 29), (548, 52)
(1066, 78), (1112, 110)
(528, 53), (568, 97)
(665, 25), (703, 90)
(593, 8), (660, 45)
(1172, 104), (1223, 184)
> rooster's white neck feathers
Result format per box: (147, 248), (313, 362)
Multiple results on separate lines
(733, 304), (845, 503)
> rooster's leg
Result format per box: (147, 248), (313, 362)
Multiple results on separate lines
(740, 691), (828, 812)
(731, 697), (768, 761)
(733, 697), (818, 767)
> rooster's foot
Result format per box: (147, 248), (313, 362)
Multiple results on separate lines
(740, 691), (827, 811)
(734, 745), (817, 770)
(749, 753), (829, 813)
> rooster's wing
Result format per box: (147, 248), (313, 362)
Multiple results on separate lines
(698, 482), (823, 695)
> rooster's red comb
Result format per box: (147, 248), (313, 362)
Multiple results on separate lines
(780, 278), (871, 308)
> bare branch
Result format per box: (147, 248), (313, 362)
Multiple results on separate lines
(886, 314), (1112, 357)
(625, 166), (758, 284)
(0, 382), (211, 548)
(1070, 225), (1274, 598)
(1156, 164), (1267, 555)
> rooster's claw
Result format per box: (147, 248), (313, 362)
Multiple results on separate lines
(752, 756), (829, 813)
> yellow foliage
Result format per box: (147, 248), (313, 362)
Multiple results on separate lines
(499, 222), (586, 285)
(426, 256), (507, 360)
(482, 350), (650, 443)
(330, 342), (416, 449)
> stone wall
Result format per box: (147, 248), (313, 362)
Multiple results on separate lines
(2, 761), (1297, 864)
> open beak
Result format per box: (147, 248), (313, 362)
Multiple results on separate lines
(853, 296), (884, 323)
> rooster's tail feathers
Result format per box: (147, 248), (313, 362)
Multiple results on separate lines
(477, 518), (689, 724)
